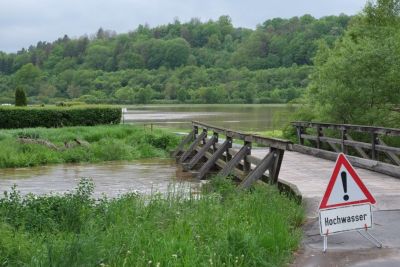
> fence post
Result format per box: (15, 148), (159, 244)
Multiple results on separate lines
(296, 126), (304, 145)
(243, 140), (252, 175)
(316, 124), (321, 149)
(341, 127), (347, 154)
(371, 131), (377, 160)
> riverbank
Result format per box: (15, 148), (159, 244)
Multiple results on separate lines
(0, 125), (179, 168)
(0, 177), (304, 266)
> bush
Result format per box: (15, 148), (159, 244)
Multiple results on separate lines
(15, 87), (27, 106)
(0, 105), (121, 129)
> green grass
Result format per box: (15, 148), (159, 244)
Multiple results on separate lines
(0, 177), (304, 266)
(0, 125), (179, 168)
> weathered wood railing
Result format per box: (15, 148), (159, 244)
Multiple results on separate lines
(292, 121), (400, 178)
(173, 121), (292, 188)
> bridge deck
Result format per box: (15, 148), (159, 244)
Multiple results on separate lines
(251, 149), (400, 217)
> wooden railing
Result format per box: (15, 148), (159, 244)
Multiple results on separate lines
(292, 121), (400, 178)
(173, 121), (292, 188)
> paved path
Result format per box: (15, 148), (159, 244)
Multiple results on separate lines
(249, 149), (400, 266)
(252, 149), (400, 217)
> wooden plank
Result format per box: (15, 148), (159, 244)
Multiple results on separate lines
(292, 121), (400, 136)
(184, 135), (217, 170)
(179, 131), (207, 163)
(197, 139), (232, 179)
(378, 139), (400, 166)
(346, 133), (370, 159)
(218, 144), (251, 177)
(192, 121), (292, 150)
(301, 134), (400, 155)
(172, 129), (195, 157)
(239, 152), (275, 189)
(292, 144), (400, 179)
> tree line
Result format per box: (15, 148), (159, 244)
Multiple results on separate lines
(0, 14), (351, 104)
(295, 0), (400, 128)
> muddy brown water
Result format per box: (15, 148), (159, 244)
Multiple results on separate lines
(123, 104), (295, 131)
(1, 104), (293, 196)
(0, 159), (200, 198)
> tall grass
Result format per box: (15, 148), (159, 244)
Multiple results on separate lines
(0, 177), (304, 266)
(0, 125), (179, 168)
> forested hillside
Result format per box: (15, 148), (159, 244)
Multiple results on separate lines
(0, 15), (351, 104)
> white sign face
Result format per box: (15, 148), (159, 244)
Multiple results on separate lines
(319, 204), (372, 236)
(326, 167), (369, 207)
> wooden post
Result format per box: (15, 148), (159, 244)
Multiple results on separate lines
(268, 148), (285, 185)
(226, 135), (233, 162)
(371, 132), (377, 160)
(296, 126), (304, 145)
(316, 124), (321, 149)
(243, 140), (252, 175)
(212, 132), (218, 153)
(341, 127), (347, 154)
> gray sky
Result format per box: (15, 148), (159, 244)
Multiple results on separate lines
(0, 0), (367, 53)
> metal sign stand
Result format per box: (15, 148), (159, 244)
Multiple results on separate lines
(323, 227), (382, 252)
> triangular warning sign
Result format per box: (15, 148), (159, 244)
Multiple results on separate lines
(319, 153), (376, 209)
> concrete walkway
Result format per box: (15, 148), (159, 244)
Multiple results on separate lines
(251, 149), (400, 217)
(250, 149), (400, 266)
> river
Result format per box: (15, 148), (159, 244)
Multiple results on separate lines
(123, 104), (296, 132)
(1, 104), (292, 197)
(0, 159), (200, 198)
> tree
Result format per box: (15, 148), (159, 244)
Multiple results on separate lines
(302, 0), (400, 127)
(13, 63), (43, 96)
(15, 87), (27, 106)
(164, 38), (191, 68)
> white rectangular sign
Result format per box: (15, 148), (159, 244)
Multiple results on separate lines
(319, 204), (372, 236)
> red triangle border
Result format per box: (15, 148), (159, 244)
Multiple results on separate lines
(319, 153), (376, 210)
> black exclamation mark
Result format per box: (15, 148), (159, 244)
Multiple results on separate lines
(341, 171), (349, 201)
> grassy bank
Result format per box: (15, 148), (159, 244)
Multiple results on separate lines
(0, 125), (179, 168)
(0, 177), (304, 266)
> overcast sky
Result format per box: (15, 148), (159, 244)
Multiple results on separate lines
(0, 0), (367, 53)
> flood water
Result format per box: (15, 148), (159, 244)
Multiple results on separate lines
(1, 104), (294, 196)
(123, 104), (296, 132)
(0, 159), (200, 198)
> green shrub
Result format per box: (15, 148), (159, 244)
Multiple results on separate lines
(15, 87), (27, 106)
(0, 105), (121, 129)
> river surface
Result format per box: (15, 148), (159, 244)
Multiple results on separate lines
(123, 104), (296, 132)
(1, 104), (294, 196)
(0, 159), (200, 198)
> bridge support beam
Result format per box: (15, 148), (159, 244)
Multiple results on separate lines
(172, 128), (196, 158)
(197, 138), (232, 179)
(218, 144), (251, 177)
(184, 134), (218, 171)
(179, 130), (207, 163)
(239, 152), (275, 189)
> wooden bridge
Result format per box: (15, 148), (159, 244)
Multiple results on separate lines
(174, 121), (400, 216)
